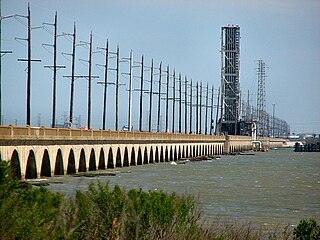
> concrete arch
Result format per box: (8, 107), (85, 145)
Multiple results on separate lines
(178, 146), (181, 159)
(155, 147), (159, 163)
(107, 147), (114, 168)
(149, 147), (154, 163)
(137, 147), (142, 165)
(123, 147), (129, 167)
(130, 147), (136, 166)
(78, 149), (86, 172)
(40, 149), (51, 177)
(10, 149), (21, 179)
(98, 148), (105, 169)
(89, 148), (96, 171)
(54, 149), (64, 175)
(25, 150), (37, 179)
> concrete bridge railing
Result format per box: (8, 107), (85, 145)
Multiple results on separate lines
(0, 125), (226, 142)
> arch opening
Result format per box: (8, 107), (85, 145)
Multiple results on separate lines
(143, 148), (148, 164)
(67, 149), (76, 174)
(123, 148), (129, 167)
(98, 148), (105, 169)
(78, 149), (86, 173)
(25, 150), (37, 179)
(41, 149), (51, 177)
(107, 148), (114, 169)
(137, 148), (142, 165)
(165, 146), (169, 162)
(160, 146), (164, 162)
(54, 149), (64, 175)
(186, 145), (189, 158)
(130, 147), (136, 166)
(149, 147), (154, 163)
(174, 146), (177, 161)
(89, 149), (96, 171)
(170, 146), (173, 162)
(10, 150), (21, 179)
(182, 146), (185, 158)
(155, 147), (159, 163)
(116, 148), (122, 167)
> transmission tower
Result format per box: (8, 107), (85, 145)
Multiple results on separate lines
(256, 59), (267, 136)
(220, 25), (240, 135)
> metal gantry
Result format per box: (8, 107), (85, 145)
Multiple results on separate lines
(256, 59), (267, 137)
(220, 25), (240, 135)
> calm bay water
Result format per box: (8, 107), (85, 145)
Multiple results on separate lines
(43, 148), (320, 227)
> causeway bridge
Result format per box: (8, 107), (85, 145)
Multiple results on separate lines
(0, 126), (284, 180)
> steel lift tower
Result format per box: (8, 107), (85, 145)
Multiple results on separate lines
(219, 25), (240, 135)
(256, 60), (267, 137)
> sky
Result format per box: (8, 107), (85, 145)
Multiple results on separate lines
(1, 0), (320, 133)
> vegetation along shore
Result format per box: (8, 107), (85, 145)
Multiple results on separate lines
(0, 162), (319, 240)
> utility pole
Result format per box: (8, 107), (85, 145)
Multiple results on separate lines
(189, 79), (193, 134)
(43, 12), (65, 128)
(165, 65), (169, 132)
(196, 82), (199, 134)
(205, 83), (209, 135)
(199, 82), (202, 134)
(70, 24), (76, 126)
(26, 4), (32, 126)
(178, 73), (182, 133)
(105, 44), (121, 131)
(210, 85), (214, 135)
(0, 0), (14, 125)
(272, 103), (275, 138)
(215, 87), (220, 135)
(157, 62), (162, 132)
(148, 59), (153, 132)
(172, 69), (175, 133)
(87, 32), (93, 129)
(97, 39), (109, 130)
(246, 90), (250, 121)
(139, 55), (144, 131)
(17, 3), (41, 126)
(65, 32), (98, 129)
(115, 45), (119, 130)
(62, 23), (76, 126)
(184, 76), (188, 134)
(127, 50), (133, 131)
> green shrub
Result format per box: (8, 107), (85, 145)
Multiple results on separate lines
(0, 161), (63, 240)
(71, 182), (201, 240)
(294, 219), (320, 240)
